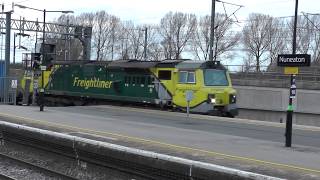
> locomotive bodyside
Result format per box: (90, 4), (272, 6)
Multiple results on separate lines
(43, 60), (238, 117)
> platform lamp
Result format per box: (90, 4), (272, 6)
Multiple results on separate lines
(15, 4), (73, 111)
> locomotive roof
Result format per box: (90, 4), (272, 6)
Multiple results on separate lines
(108, 60), (159, 68)
(52, 59), (225, 70)
(52, 60), (111, 65)
(175, 60), (226, 70)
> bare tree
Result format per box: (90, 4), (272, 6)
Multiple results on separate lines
(138, 25), (164, 61)
(284, 15), (320, 65)
(267, 17), (288, 67)
(117, 21), (130, 59)
(117, 21), (139, 59)
(192, 14), (240, 62)
(75, 12), (95, 27)
(159, 12), (197, 59)
(213, 14), (240, 62)
(90, 11), (120, 61)
(192, 15), (210, 60)
(296, 17), (314, 54)
(305, 15), (320, 64)
(311, 19), (320, 64)
(242, 13), (273, 72)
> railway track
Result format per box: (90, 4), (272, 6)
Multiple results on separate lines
(0, 152), (78, 180)
(0, 173), (17, 180)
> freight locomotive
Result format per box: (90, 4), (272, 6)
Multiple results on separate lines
(20, 59), (238, 117)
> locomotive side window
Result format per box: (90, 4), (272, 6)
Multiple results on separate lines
(141, 77), (146, 84)
(132, 77), (136, 84)
(158, 70), (171, 80)
(179, 71), (195, 84)
(125, 76), (132, 84)
(127, 76), (131, 84)
(147, 77), (151, 84)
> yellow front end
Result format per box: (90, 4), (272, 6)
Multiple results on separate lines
(171, 68), (237, 116)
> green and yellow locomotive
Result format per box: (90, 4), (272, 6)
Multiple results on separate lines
(37, 59), (237, 117)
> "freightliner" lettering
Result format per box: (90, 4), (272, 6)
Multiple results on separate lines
(73, 77), (112, 89)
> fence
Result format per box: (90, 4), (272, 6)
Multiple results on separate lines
(225, 65), (320, 89)
(224, 64), (320, 75)
(0, 77), (18, 105)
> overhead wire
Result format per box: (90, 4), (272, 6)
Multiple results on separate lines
(301, 12), (320, 31)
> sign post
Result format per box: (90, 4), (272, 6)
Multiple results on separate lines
(277, 54), (310, 147)
(186, 90), (193, 118)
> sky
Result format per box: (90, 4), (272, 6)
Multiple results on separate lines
(3, 0), (320, 25)
(1, 0), (320, 64)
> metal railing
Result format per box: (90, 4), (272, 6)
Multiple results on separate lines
(0, 77), (18, 105)
(225, 65), (320, 89)
(225, 64), (320, 75)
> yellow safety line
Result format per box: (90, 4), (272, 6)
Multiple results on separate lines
(0, 112), (320, 175)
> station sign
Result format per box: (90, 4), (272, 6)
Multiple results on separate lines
(277, 54), (311, 67)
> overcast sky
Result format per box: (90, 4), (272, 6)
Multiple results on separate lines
(1, 0), (319, 63)
(4, 0), (320, 25)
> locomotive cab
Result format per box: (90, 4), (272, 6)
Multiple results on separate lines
(172, 60), (238, 117)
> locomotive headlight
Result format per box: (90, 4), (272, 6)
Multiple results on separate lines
(210, 98), (216, 104)
(208, 94), (216, 104)
(229, 94), (236, 104)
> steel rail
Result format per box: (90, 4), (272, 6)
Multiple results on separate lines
(0, 173), (17, 180)
(0, 152), (78, 180)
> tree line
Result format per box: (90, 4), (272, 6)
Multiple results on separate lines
(55, 11), (320, 71)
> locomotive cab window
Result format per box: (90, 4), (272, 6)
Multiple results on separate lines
(158, 70), (171, 80)
(204, 69), (229, 86)
(179, 71), (196, 84)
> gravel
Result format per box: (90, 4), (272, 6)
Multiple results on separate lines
(0, 141), (148, 180)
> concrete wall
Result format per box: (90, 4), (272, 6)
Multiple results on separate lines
(234, 86), (320, 126)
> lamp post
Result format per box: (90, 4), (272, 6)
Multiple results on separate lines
(285, 0), (298, 148)
(15, 4), (73, 111)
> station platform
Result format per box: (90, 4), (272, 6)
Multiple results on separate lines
(0, 104), (319, 179)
